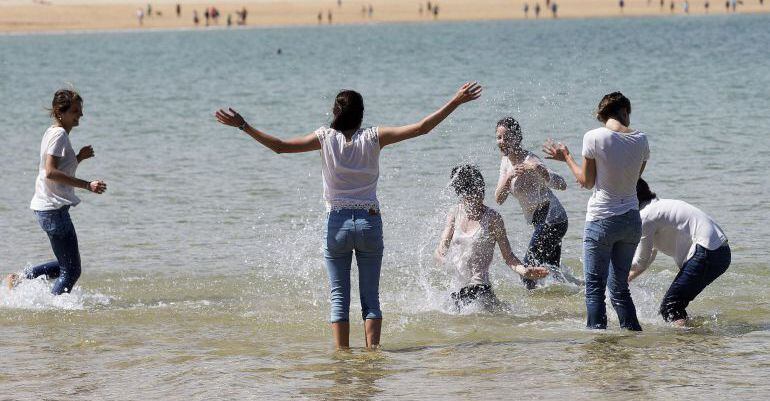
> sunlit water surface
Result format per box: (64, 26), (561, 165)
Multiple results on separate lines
(1, 15), (769, 400)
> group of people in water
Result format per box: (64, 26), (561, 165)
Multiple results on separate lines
(7, 84), (730, 350)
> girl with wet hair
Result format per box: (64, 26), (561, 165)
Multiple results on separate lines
(629, 178), (730, 326)
(215, 82), (482, 350)
(7, 89), (107, 294)
(435, 165), (548, 311)
(494, 116), (569, 289)
(543, 91), (649, 331)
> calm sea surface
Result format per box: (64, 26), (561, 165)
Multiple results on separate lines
(1, 15), (769, 400)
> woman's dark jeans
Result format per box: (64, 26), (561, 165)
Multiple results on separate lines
(522, 202), (568, 289)
(26, 206), (81, 295)
(660, 244), (731, 322)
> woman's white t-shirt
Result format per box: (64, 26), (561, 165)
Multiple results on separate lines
(499, 153), (567, 225)
(30, 126), (80, 211)
(316, 126), (380, 211)
(447, 205), (499, 287)
(581, 127), (650, 221)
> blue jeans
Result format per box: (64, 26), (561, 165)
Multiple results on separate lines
(660, 244), (731, 322)
(522, 202), (568, 289)
(324, 209), (384, 323)
(27, 206), (81, 295)
(583, 209), (642, 331)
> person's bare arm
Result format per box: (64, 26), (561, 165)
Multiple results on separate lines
(494, 166), (514, 205)
(542, 140), (596, 189)
(215, 108), (321, 154)
(629, 227), (656, 282)
(490, 213), (549, 280)
(378, 82), (482, 148)
(434, 209), (457, 265)
(45, 155), (106, 193)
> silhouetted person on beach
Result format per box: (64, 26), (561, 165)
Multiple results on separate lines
(147, 3), (152, 18)
(620, 0), (625, 12)
(661, 0), (665, 9)
(705, 1), (710, 12)
(318, 11), (323, 23)
(136, 8), (144, 25)
(204, 8), (210, 26)
(535, 3), (541, 17)
(427, 1), (432, 12)
(241, 7), (247, 24)
(433, 4), (439, 18)
(368, 4), (373, 18)
(683, 0), (690, 12)
(524, 3), (529, 17)
(193, 10), (199, 25)
(227, 13), (232, 26)
(670, 1), (675, 12)
(328, 9), (332, 24)
(176, 3), (180, 17)
(546, 0), (550, 7)
(551, 2), (558, 17)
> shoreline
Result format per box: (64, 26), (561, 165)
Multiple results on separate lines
(1, 0), (768, 35)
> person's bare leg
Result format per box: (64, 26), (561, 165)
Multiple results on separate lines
(332, 322), (350, 349)
(364, 318), (382, 350)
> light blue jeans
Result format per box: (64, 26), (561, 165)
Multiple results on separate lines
(324, 209), (384, 323)
(583, 209), (643, 331)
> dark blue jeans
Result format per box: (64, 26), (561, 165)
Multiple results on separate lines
(583, 210), (642, 331)
(26, 206), (81, 295)
(522, 202), (568, 289)
(324, 209), (384, 323)
(660, 244), (731, 322)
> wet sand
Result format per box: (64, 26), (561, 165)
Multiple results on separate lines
(1, 0), (768, 34)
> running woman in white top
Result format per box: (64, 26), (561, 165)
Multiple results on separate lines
(6, 89), (107, 294)
(215, 82), (482, 350)
(494, 117), (569, 289)
(435, 165), (548, 311)
(543, 92), (649, 331)
(629, 178), (730, 326)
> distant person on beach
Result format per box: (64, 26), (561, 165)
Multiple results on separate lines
(684, 0), (690, 12)
(620, 0), (625, 12)
(215, 83), (481, 350)
(368, 4), (373, 18)
(543, 92), (649, 331)
(705, 1), (710, 12)
(204, 8), (210, 26)
(193, 9), (199, 25)
(494, 117), (570, 289)
(535, 3), (541, 17)
(629, 179), (730, 327)
(6, 89), (107, 294)
(419, 4), (423, 15)
(433, 4), (440, 18)
(661, 0), (665, 9)
(240, 7), (247, 25)
(670, 1), (676, 12)
(546, 0), (551, 7)
(176, 3), (181, 18)
(551, 2), (558, 17)
(427, 1), (432, 12)
(147, 3), (152, 18)
(136, 8), (144, 25)
(436, 165), (549, 311)
(318, 11), (323, 23)
(227, 13), (232, 26)
(524, 3), (530, 17)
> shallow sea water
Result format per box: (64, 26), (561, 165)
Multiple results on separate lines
(1, 14), (769, 400)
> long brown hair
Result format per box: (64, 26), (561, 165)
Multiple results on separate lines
(330, 90), (364, 131)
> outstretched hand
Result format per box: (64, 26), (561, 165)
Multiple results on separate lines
(89, 180), (107, 194)
(215, 108), (247, 129)
(522, 266), (549, 280)
(77, 145), (94, 162)
(451, 82), (483, 105)
(542, 138), (569, 162)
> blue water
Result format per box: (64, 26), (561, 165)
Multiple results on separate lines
(1, 15), (769, 400)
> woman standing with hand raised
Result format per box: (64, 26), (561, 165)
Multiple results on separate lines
(215, 82), (482, 349)
(7, 89), (107, 295)
(543, 92), (649, 331)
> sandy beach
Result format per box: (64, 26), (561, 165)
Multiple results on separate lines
(0, 0), (768, 33)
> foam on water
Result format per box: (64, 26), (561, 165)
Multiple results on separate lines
(0, 277), (112, 310)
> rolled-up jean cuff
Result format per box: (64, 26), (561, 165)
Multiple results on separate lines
(362, 311), (382, 320)
(330, 317), (350, 323)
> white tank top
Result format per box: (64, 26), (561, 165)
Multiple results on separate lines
(315, 126), (380, 211)
(448, 205), (498, 286)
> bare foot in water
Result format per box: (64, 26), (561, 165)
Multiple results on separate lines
(6, 273), (20, 290)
